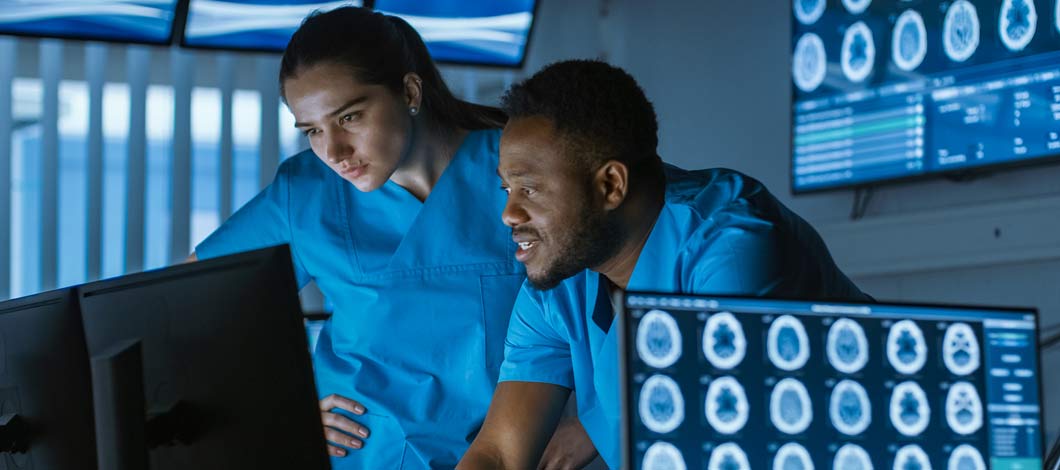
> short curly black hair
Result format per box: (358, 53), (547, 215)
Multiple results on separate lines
(501, 60), (662, 177)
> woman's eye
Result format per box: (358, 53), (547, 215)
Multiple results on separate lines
(302, 129), (318, 137)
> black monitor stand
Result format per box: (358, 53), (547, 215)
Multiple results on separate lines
(1047, 429), (1060, 470)
(92, 340), (198, 470)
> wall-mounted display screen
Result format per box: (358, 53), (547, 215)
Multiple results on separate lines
(792, 0), (1060, 193)
(182, 0), (357, 52)
(373, 0), (536, 67)
(0, 0), (180, 44)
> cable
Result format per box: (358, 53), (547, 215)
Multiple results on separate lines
(850, 187), (875, 221)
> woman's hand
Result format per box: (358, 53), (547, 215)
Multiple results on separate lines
(319, 394), (372, 457)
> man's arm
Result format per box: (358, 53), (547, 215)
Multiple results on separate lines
(459, 381), (570, 469)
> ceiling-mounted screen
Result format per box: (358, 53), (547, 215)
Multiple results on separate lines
(792, 0), (1060, 193)
(0, 0), (180, 45)
(181, 0), (358, 52)
(372, 0), (537, 67)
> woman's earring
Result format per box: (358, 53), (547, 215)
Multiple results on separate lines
(409, 107), (419, 116)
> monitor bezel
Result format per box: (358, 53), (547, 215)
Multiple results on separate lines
(618, 290), (1044, 469)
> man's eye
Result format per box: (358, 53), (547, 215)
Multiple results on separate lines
(500, 186), (511, 195)
(302, 129), (318, 137)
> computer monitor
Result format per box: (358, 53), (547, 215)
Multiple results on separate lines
(373, 0), (537, 67)
(77, 245), (329, 469)
(181, 0), (361, 53)
(619, 292), (1044, 470)
(0, 0), (180, 45)
(791, 0), (1060, 193)
(0, 288), (96, 469)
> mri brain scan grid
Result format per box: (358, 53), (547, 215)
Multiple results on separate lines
(629, 306), (995, 470)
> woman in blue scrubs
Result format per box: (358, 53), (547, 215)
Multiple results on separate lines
(188, 7), (528, 468)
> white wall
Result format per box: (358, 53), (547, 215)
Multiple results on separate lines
(557, 0), (1060, 442)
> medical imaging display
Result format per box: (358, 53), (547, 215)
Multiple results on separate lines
(624, 294), (1043, 469)
(792, 0), (1060, 192)
(182, 1), (363, 52)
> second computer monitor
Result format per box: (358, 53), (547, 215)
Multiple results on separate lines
(620, 292), (1043, 470)
(78, 245), (328, 469)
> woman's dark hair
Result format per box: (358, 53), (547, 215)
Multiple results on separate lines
(280, 6), (506, 130)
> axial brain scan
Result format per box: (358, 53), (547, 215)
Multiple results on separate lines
(887, 320), (927, 375)
(946, 381), (983, 435)
(834, 444), (874, 470)
(841, 21), (875, 83)
(892, 10), (927, 71)
(827, 318), (869, 374)
(942, 323), (980, 376)
(944, 0), (981, 62)
(641, 441), (687, 470)
(768, 315), (810, 371)
(830, 379), (872, 436)
(889, 381), (931, 437)
(637, 310), (683, 369)
(639, 374), (685, 434)
(771, 378), (813, 435)
(774, 442), (814, 470)
(999, 0), (1037, 52)
(707, 443), (750, 470)
(704, 312), (747, 370)
(705, 376), (750, 434)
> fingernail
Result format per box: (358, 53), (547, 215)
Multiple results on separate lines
(358, 429), (368, 438)
(337, 449), (346, 456)
(354, 405), (365, 414)
(350, 439), (362, 449)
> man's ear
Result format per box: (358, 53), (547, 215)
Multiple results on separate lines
(594, 160), (629, 211)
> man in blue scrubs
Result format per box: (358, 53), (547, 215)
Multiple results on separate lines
(459, 60), (870, 468)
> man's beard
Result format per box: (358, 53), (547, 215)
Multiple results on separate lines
(527, 208), (626, 291)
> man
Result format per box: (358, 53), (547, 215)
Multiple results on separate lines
(458, 60), (869, 469)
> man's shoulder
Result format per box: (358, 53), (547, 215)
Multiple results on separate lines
(662, 165), (767, 209)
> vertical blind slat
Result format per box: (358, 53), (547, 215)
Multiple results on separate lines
(256, 57), (280, 190)
(39, 40), (61, 291)
(170, 49), (193, 263)
(0, 37), (15, 299)
(218, 54), (234, 220)
(124, 46), (149, 274)
(85, 43), (106, 282)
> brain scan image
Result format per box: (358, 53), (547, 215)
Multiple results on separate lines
(842, 0), (871, 15)
(707, 443), (750, 470)
(889, 381), (930, 436)
(893, 444), (931, 470)
(945, 382), (983, 435)
(999, 0), (1037, 52)
(943, 0), (980, 62)
(794, 0), (825, 25)
(637, 310), (683, 369)
(705, 376), (750, 434)
(830, 379), (872, 435)
(793, 33), (828, 93)
(767, 315), (810, 371)
(704, 312), (747, 370)
(892, 10), (927, 71)
(827, 318), (869, 374)
(886, 320), (927, 375)
(642, 441), (688, 470)
(834, 444), (874, 470)
(947, 444), (985, 470)
(841, 21), (875, 83)
(639, 375), (685, 434)
(770, 378), (813, 435)
(774, 442), (815, 470)
(942, 323), (980, 376)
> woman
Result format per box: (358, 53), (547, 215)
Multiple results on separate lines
(190, 7), (531, 468)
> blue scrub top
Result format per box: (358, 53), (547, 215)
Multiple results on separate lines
(498, 166), (869, 468)
(197, 129), (525, 469)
